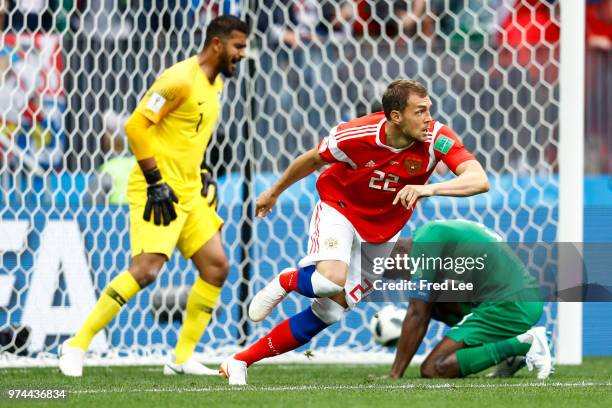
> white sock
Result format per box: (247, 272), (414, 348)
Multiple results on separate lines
(311, 271), (343, 297)
(516, 332), (534, 344)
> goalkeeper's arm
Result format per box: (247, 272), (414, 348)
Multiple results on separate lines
(125, 111), (157, 171)
(125, 112), (178, 226)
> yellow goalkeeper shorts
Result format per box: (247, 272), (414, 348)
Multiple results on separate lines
(128, 193), (223, 260)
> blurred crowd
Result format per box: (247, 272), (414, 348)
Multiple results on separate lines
(0, 1), (610, 204)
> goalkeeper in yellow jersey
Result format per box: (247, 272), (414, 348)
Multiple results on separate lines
(59, 15), (248, 377)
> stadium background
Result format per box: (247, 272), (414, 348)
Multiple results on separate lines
(0, 0), (610, 363)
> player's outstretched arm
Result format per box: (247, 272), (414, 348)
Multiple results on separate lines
(428, 159), (489, 197)
(255, 148), (326, 218)
(393, 160), (489, 209)
(389, 299), (433, 379)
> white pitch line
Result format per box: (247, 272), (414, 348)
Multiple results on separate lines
(71, 381), (612, 395)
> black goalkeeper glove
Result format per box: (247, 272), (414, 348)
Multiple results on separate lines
(143, 168), (179, 226)
(200, 164), (218, 209)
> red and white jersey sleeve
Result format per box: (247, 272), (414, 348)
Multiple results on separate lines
(317, 116), (382, 168)
(426, 122), (475, 173)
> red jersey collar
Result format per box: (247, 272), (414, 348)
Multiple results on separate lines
(377, 118), (430, 153)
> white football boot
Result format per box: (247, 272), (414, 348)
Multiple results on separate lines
(220, 357), (248, 385)
(525, 326), (554, 380)
(486, 356), (526, 378)
(163, 355), (219, 375)
(248, 268), (292, 322)
(58, 339), (85, 377)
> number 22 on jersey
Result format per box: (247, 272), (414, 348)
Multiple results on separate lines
(368, 170), (399, 192)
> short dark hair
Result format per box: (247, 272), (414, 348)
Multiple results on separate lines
(203, 15), (249, 48)
(382, 79), (428, 119)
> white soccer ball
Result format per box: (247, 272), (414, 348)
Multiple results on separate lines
(369, 305), (406, 347)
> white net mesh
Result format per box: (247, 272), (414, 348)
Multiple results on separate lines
(0, 0), (560, 366)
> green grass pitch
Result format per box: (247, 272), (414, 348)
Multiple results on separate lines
(1, 358), (610, 407)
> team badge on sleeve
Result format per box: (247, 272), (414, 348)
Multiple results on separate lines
(145, 92), (167, 114)
(433, 135), (455, 154)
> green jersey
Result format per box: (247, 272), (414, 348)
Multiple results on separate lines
(409, 220), (540, 302)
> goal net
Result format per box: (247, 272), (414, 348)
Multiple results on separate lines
(0, 0), (573, 367)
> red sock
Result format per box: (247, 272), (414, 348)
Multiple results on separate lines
(278, 269), (298, 292)
(234, 319), (301, 366)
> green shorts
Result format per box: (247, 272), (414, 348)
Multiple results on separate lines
(445, 301), (544, 346)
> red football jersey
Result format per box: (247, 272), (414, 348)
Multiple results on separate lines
(316, 112), (475, 242)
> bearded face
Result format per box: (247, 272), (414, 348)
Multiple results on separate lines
(218, 31), (247, 77)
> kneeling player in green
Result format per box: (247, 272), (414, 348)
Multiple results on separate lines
(388, 220), (553, 379)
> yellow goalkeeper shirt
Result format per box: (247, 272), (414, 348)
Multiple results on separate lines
(128, 56), (223, 202)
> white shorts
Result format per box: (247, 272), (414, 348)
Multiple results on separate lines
(298, 202), (399, 308)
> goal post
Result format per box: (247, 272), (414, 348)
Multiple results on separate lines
(556, 0), (584, 365)
(0, 0), (583, 366)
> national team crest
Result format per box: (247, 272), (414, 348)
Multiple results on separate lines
(324, 238), (339, 249)
(403, 159), (422, 174)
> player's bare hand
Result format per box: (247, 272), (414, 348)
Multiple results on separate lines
(255, 189), (279, 218)
(393, 185), (433, 209)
